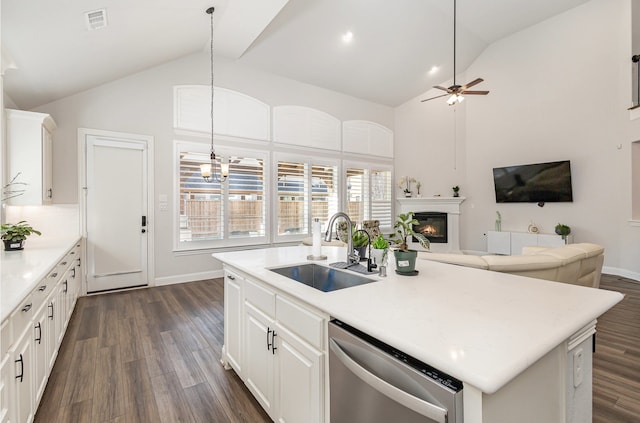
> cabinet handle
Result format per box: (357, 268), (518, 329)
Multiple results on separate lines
(63, 280), (68, 293)
(228, 275), (236, 280)
(271, 331), (278, 355)
(267, 328), (272, 351)
(48, 303), (54, 320)
(22, 303), (32, 313)
(47, 188), (52, 199)
(61, 261), (68, 266)
(70, 251), (75, 255)
(71, 268), (76, 278)
(78, 258), (81, 267)
(15, 354), (24, 382)
(38, 285), (47, 292)
(50, 272), (58, 278)
(35, 322), (42, 344)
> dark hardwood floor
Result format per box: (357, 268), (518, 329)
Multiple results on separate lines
(34, 279), (270, 423)
(593, 274), (640, 423)
(35, 274), (639, 422)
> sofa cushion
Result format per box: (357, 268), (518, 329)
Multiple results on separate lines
(418, 252), (489, 270)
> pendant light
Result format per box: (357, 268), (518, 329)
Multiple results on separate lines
(201, 6), (229, 183)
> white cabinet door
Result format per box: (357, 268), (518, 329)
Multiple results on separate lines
(55, 275), (69, 346)
(6, 109), (56, 206)
(224, 271), (243, 375)
(10, 328), (34, 423)
(0, 354), (13, 423)
(276, 326), (324, 423)
(510, 232), (538, 255)
(31, 305), (48, 406)
(45, 292), (58, 371)
(244, 302), (276, 418)
(487, 231), (510, 255)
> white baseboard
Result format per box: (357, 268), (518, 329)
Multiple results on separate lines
(602, 266), (640, 283)
(155, 269), (225, 287)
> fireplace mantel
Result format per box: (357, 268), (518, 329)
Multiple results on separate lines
(396, 197), (465, 253)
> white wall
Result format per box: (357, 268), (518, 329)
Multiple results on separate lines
(395, 0), (640, 279)
(32, 52), (393, 282)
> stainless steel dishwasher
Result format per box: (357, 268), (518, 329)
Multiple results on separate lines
(329, 320), (463, 423)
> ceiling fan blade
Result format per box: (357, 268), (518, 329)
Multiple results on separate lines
(460, 78), (484, 90)
(421, 93), (450, 102)
(433, 86), (451, 92)
(461, 90), (489, 95)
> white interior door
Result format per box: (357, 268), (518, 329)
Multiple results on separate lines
(85, 134), (150, 293)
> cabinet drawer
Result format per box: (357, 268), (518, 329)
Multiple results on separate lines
(245, 278), (275, 317)
(276, 295), (324, 350)
(11, 295), (37, 339)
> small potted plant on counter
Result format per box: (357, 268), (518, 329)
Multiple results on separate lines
(390, 212), (430, 275)
(1, 220), (41, 251)
(370, 234), (390, 269)
(352, 230), (370, 260)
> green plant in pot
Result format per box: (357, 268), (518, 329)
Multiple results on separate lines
(555, 223), (571, 243)
(352, 230), (370, 260)
(1, 221), (41, 251)
(390, 212), (430, 274)
(370, 234), (389, 268)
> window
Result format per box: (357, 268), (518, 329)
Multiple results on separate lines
(177, 141), (267, 249)
(275, 155), (340, 240)
(345, 163), (393, 231)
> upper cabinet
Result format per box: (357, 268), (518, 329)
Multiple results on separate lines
(342, 120), (393, 158)
(6, 109), (57, 205)
(273, 106), (341, 151)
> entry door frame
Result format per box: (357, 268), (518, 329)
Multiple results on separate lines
(78, 128), (155, 294)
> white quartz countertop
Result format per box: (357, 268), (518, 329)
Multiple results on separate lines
(1, 236), (80, 322)
(213, 245), (623, 395)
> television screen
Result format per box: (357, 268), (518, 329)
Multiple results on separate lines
(493, 160), (573, 203)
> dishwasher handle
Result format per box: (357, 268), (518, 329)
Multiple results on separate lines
(329, 338), (448, 423)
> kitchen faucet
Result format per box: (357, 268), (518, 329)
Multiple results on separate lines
(325, 212), (359, 267)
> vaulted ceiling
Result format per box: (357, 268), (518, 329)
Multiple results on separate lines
(2, 0), (591, 109)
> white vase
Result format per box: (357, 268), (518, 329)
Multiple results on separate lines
(370, 248), (388, 268)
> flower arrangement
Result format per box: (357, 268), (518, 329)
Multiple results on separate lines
(398, 176), (417, 196)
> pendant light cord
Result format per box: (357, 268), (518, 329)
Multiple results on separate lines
(209, 7), (215, 159)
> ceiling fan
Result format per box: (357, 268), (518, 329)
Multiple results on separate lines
(421, 0), (489, 105)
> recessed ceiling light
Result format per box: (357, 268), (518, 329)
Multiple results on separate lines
(428, 66), (439, 75)
(342, 31), (354, 43)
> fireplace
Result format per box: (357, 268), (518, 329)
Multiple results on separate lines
(413, 212), (448, 244)
(397, 197), (464, 253)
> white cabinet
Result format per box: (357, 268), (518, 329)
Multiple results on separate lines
(223, 266), (327, 423)
(10, 328), (34, 423)
(6, 109), (57, 205)
(487, 231), (571, 255)
(1, 241), (82, 423)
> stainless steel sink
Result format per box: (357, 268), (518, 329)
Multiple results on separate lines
(269, 263), (377, 292)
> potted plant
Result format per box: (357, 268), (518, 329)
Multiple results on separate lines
(555, 223), (571, 243)
(390, 212), (430, 274)
(452, 185), (460, 197)
(370, 234), (390, 268)
(398, 176), (416, 198)
(352, 230), (370, 260)
(1, 220), (41, 251)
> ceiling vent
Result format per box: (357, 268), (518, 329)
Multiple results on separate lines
(85, 9), (108, 31)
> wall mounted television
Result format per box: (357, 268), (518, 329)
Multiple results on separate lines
(493, 160), (573, 203)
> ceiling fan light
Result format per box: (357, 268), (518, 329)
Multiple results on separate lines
(447, 94), (457, 105)
(457, 94), (465, 103)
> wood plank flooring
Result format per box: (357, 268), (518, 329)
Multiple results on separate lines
(593, 274), (640, 423)
(35, 274), (639, 422)
(34, 279), (270, 423)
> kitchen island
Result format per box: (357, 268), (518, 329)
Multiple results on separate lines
(213, 245), (622, 423)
